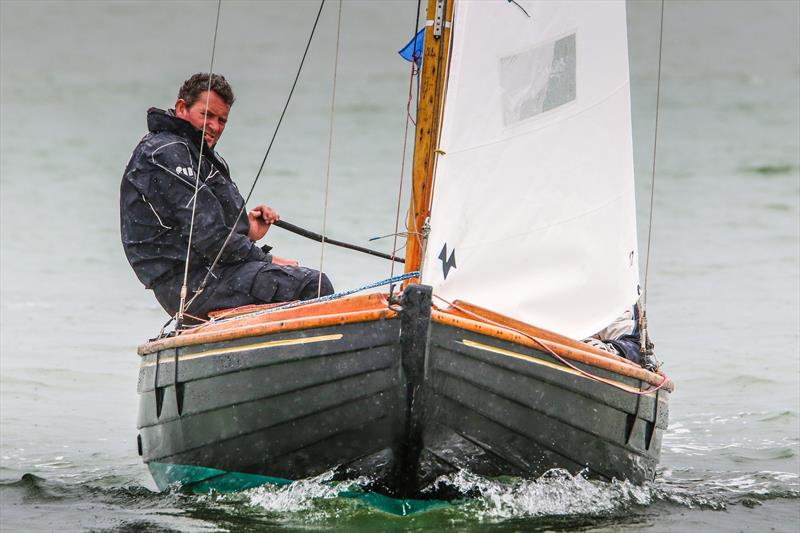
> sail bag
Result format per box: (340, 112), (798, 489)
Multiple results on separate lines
(421, 0), (640, 340)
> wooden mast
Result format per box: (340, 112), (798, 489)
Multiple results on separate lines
(404, 0), (455, 277)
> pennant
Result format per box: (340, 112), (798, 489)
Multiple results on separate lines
(398, 28), (425, 64)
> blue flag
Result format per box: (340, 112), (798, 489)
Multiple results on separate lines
(398, 28), (425, 65)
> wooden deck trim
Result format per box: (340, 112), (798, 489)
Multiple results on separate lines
(431, 309), (673, 391)
(138, 307), (397, 356)
(205, 293), (389, 323)
(138, 292), (673, 392)
(449, 300), (636, 365)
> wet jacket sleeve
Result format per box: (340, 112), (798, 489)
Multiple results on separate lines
(137, 142), (270, 265)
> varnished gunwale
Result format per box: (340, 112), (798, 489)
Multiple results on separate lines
(138, 292), (672, 392)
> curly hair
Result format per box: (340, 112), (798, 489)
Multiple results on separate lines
(177, 73), (236, 108)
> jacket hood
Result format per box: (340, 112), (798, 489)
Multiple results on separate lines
(146, 107), (211, 152)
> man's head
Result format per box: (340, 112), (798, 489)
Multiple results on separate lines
(175, 73), (235, 148)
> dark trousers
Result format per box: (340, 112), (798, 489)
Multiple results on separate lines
(153, 261), (334, 319)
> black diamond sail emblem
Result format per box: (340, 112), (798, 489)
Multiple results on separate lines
(438, 244), (457, 279)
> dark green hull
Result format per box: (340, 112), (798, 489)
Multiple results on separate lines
(137, 285), (669, 502)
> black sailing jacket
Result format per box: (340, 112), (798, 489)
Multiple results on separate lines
(120, 108), (270, 291)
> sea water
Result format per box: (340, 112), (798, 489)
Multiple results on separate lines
(1, 1), (798, 531)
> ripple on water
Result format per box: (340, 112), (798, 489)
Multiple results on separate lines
(743, 163), (797, 176)
(1, 467), (799, 531)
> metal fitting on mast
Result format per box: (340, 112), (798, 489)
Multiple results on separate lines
(433, 0), (445, 38)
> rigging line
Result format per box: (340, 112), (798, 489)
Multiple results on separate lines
(318, 0), (343, 298)
(641, 0), (665, 319)
(200, 271), (422, 327)
(433, 294), (670, 396)
(391, 61), (418, 278)
(177, 0), (223, 326)
(390, 0), (423, 281)
(183, 0), (326, 315)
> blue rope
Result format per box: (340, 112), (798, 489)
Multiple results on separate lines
(212, 271), (420, 323)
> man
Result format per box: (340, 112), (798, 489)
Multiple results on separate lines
(120, 73), (333, 321)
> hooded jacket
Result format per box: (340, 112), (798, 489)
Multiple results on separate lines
(120, 108), (271, 292)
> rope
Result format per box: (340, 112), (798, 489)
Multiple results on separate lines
(183, 0), (326, 316)
(177, 0), (222, 326)
(433, 294), (670, 396)
(209, 271), (420, 324)
(318, 0), (343, 297)
(640, 0), (666, 356)
(390, 0), (423, 282)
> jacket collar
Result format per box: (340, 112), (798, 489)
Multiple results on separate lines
(147, 107), (212, 151)
(146, 107), (227, 173)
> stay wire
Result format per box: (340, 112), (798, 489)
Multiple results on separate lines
(184, 0), (326, 315)
(642, 0), (665, 312)
(177, 0), (222, 326)
(390, 0), (423, 283)
(317, 0), (342, 297)
(639, 0), (665, 359)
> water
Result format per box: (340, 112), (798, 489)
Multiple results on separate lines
(1, 1), (798, 531)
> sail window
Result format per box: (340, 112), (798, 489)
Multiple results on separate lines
(499, 33), (576, 125)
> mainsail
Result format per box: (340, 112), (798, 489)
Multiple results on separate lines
(420, 0), (640, 340)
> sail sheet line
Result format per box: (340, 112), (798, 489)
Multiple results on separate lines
(433, 294), (670, 396)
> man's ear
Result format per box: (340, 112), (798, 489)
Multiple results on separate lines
(175, 98), (188, 118)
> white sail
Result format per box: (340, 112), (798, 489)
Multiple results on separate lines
(421, 0), (640, 340)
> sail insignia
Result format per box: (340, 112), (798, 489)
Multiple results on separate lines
(438, 244), (457, 279)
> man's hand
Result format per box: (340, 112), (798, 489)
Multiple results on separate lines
(272, 256), (299, 267)
(248, 204), (279, 241)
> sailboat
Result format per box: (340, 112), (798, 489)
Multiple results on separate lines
(135, 0), (673, 504)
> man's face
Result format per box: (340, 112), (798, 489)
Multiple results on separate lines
(175, 90), (230, 148)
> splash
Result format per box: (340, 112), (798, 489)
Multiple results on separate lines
(429, 469), (651, 520)
(243, 470), (370, 514)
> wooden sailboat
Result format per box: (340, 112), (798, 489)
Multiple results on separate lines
(136, 0), (673, 504)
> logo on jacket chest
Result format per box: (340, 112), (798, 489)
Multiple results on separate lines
(175, 166), (195, 177)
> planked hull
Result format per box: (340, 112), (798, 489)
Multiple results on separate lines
(136, 285), (670, 501)
(416, 321), (668, 497)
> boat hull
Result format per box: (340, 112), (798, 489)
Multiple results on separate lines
(136, 285), (669, 500)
